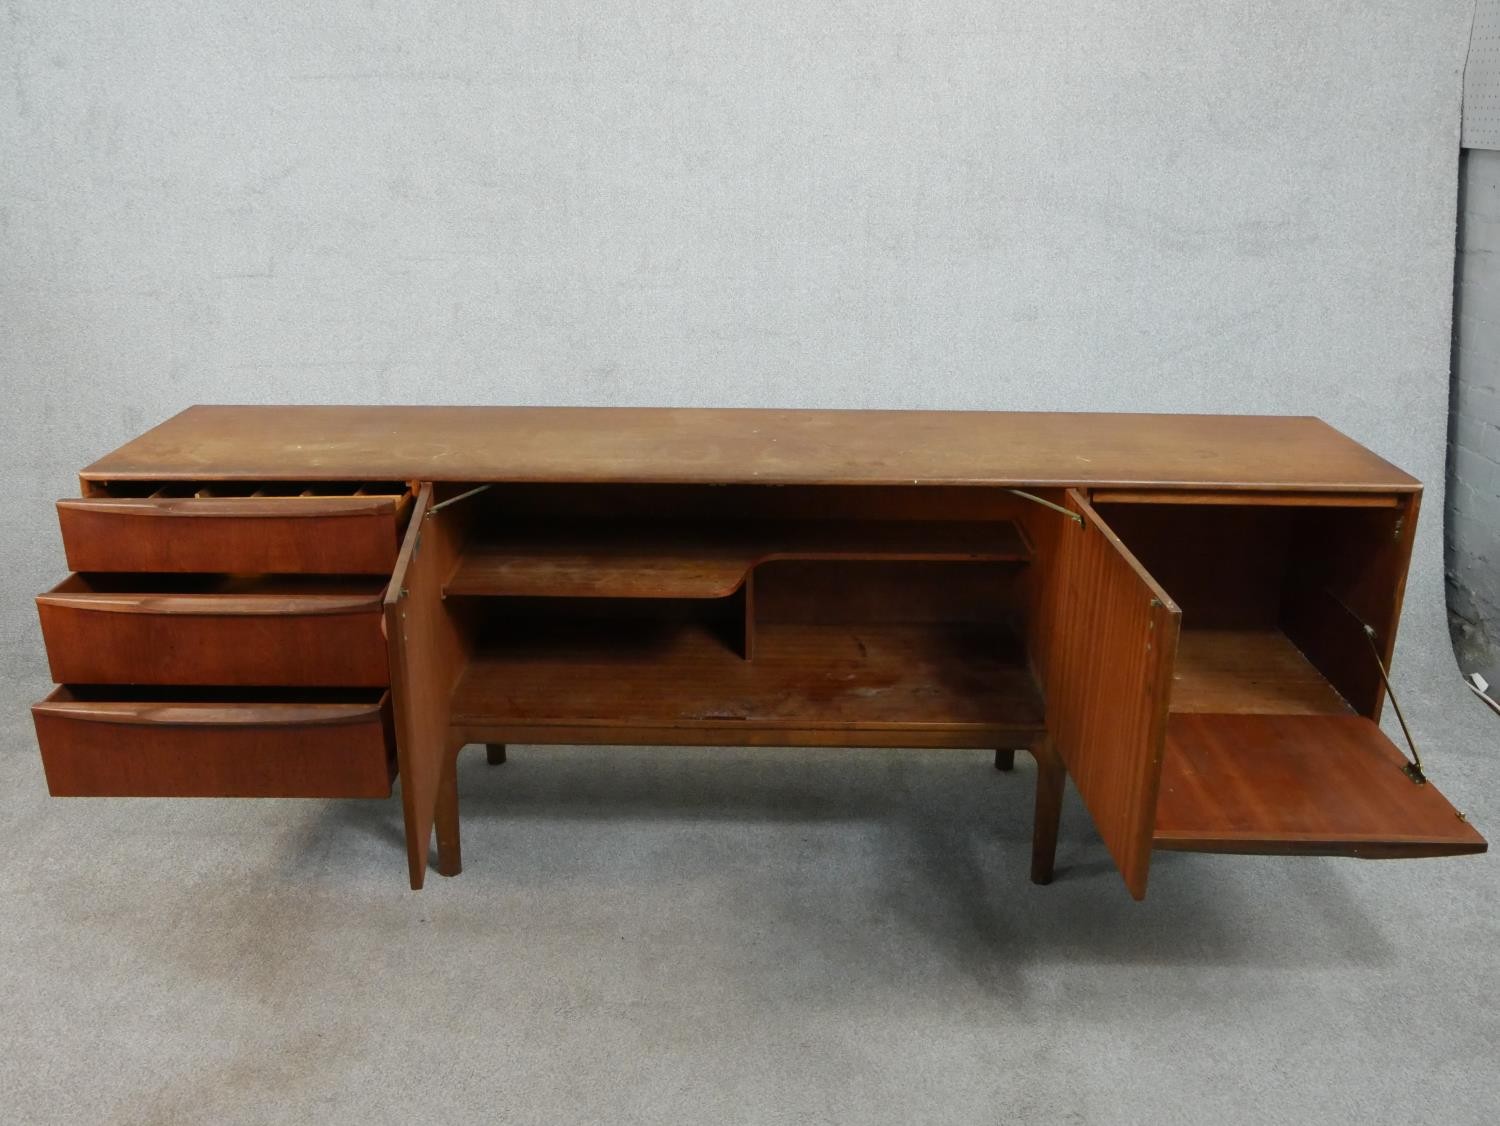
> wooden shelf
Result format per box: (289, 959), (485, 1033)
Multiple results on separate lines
(449, 619), (1043, 747)
(1154, 713), (1486, 857)
(445, 519), (1029, 599)
(1169, 629), (1351, 715)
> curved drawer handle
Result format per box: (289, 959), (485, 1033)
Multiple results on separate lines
(34, 699), (387, 728)
(36, 592), (385, 617)
(59, 496), (402, 519)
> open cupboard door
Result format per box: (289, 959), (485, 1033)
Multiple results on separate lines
(384, 484), (476, 889)
(1049, 489), (1485, 893)
(1034, 490), (1181, 899)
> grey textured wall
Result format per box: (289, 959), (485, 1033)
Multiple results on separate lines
(0, 3), (1479, 726)
(1451, 148), (1500, 684)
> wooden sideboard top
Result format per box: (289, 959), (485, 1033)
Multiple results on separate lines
(80, 405), (1420, 491)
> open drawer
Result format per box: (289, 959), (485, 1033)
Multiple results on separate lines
(37, 574), (390, 687)
(1018, 488), (1487, 899)
(58, 482), (413, 574)
(33, 687), (395, 798)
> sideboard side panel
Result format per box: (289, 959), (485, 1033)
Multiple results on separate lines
(1280, 492), (1421, 720)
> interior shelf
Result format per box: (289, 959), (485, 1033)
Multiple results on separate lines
(449, 618), (1043, 746)
(1154, 713), (1486, 857)
(445, 518), (1029, 599)
(1169, 629), (1352, 715)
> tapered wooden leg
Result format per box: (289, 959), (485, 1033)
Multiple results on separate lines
(994, 748), (1015, 772)
(435, 746), (462, 878)
(1030, 737), (1064, 886)
(486, 743), (507, 766)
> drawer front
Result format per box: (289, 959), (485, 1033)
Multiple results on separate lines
(58, 493), (409, 574)
(33, 689), (395, 798)
(37, 581), (389, 687)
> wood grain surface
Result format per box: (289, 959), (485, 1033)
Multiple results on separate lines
(1034, 491), (1181, 900)
(384, 485), (477, 889)
(1169, 630), (1352, 715)
(1154, 714), (1487, 857)
(450, 619), (1043, 745)
(33, 687), (395, 798)
(37, 575), (390, 687)
(79, 406), (1420, 492)
(58, 492), (408, 574)
(1279, 496), (1419, 720)
(447, 518), (1029, 598)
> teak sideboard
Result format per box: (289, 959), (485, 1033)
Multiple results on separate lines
(29, 407), (1488, 897)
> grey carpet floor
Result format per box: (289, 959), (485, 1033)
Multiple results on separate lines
(1, 664), (1496, 1126)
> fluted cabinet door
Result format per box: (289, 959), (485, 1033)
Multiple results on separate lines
(1034, 489), (1181, 900)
